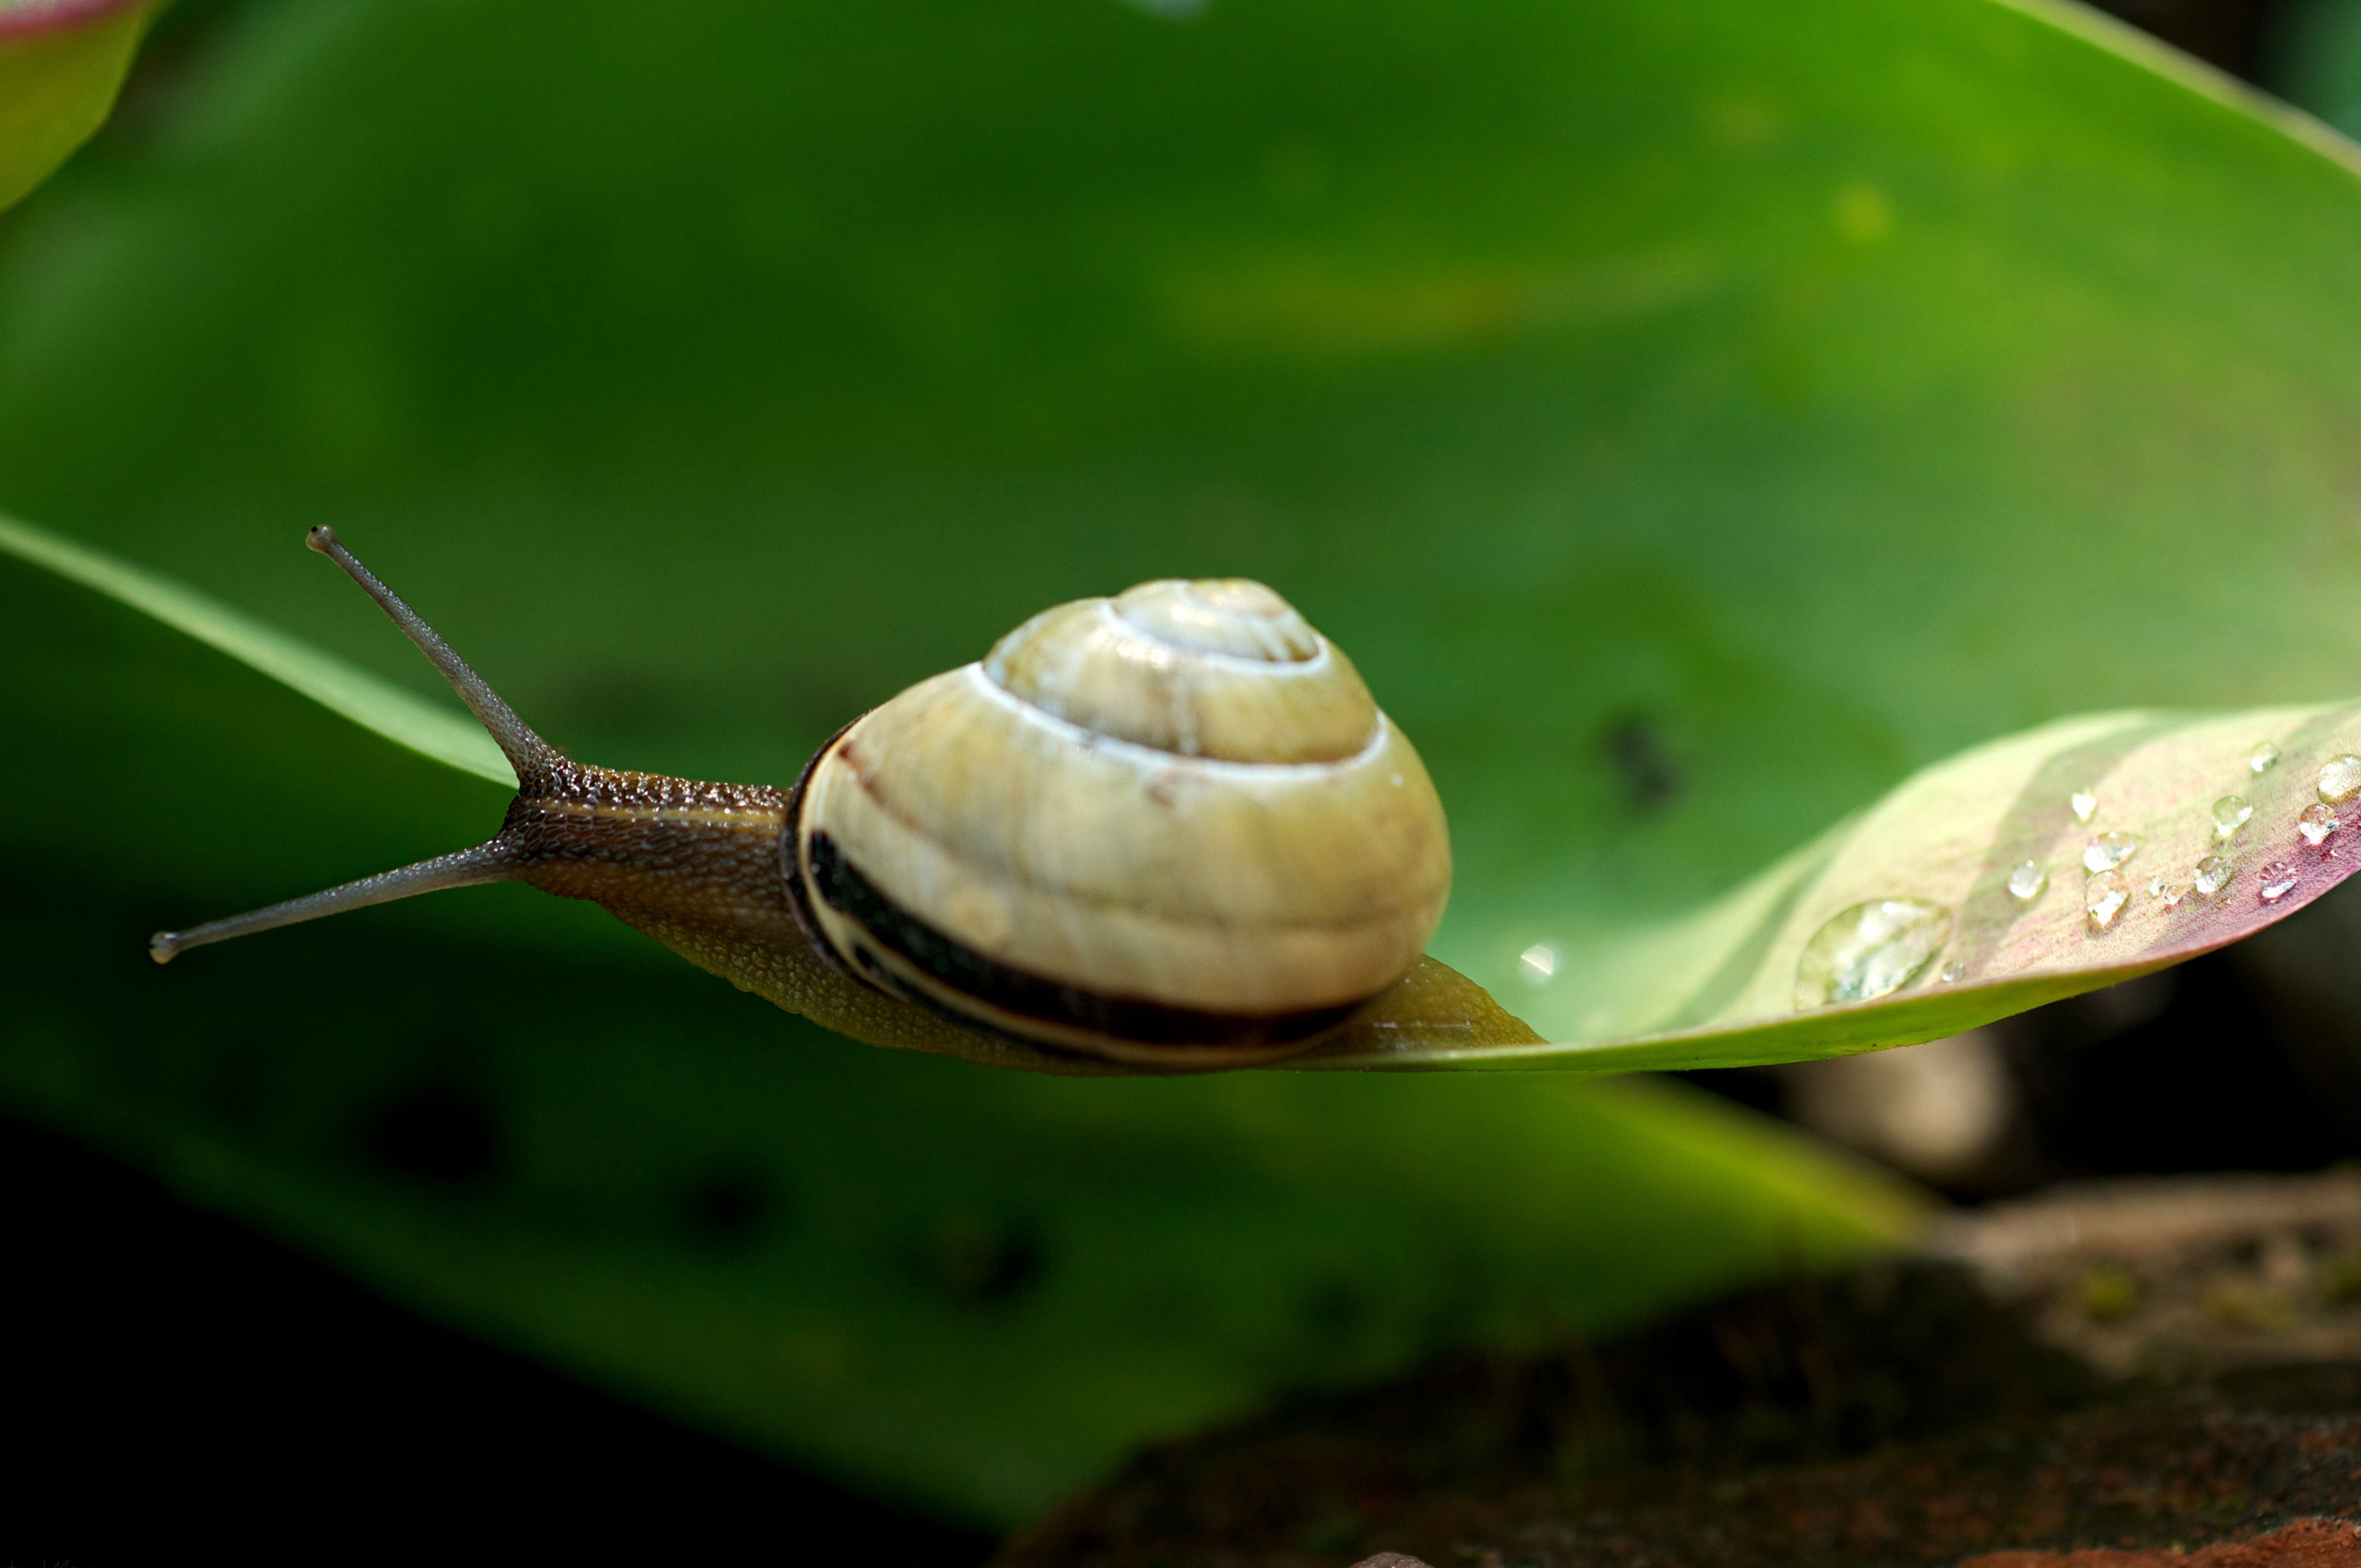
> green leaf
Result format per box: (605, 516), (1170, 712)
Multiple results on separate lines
(6, 0), (2361, 1525)
(6, 0), (2361, 1035)
(0, 0), (154, 214)
(10, 511), (2356, 1081)
(0, 512), (512, 784)
(0, 534), (1919, 1524)
(1312, 704), (2361, 1068)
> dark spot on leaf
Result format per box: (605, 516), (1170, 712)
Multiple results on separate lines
(683, 1171), (772, 1246)
(1299, 1274), (1370, 1340)
(363, 1084), (501, 1187)
(1600, 711), (1682, 814)
(916, 1216), (1043, 1307)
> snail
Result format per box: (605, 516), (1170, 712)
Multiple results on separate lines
(146, 529), (1532, 1073)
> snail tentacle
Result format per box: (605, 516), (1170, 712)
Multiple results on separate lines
(305, 524), (561, 779)
(149, 839), (519, 963)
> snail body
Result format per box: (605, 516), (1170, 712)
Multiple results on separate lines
(149, 531), (1462, 1071)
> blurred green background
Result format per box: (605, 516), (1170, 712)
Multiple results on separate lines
(7, 0), (2361, 1547)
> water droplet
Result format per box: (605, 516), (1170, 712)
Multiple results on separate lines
(2300, 802), (2341, 847)
(2070, 790), (2098, 823)
(2250, 741), (2281, 774)
(2320, 755), (2361, 805)
(1793, 898), (1954, 1010)
(2082, 831), (2141, 873)
(2007, 861), (2048, 901)
(2211, 795), (2253, 839)
(1518, 944), (1558, 983)
(2259, 861), (2299, 902)
(1939, 960), (1965, 983)
(2156, 879), (2188, 909)
(2193, 853), (2236, 897)
(2083, 870), (2130, 931)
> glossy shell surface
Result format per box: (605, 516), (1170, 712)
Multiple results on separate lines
(790, 578), (1452, 1066)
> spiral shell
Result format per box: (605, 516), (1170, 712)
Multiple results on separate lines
(787, 578), (1452, 1065)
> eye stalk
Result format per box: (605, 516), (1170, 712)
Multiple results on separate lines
(301, 525), (560, 779)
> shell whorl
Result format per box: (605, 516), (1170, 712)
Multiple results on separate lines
(789, 579), (1452, 1066)
(982, 578), (1379, 764)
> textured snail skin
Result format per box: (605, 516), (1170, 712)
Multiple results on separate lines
(790, 579), (1456, 1067)
(489, 754), (1533, 1075)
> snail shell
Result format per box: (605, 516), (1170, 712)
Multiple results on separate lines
(788, 578), (1452, 1066)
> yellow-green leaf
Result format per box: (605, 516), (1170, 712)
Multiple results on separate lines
(0, 0), (153, 214)
(1311, 704), (2361, 1068)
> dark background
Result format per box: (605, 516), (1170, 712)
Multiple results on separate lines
(5, 1), (2353, 1563)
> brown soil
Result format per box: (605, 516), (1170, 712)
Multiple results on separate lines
(999, 1173), (2361, 1568)
(1347, 1519), (2361, 1568)
(1959, 1517), (2361, 1564)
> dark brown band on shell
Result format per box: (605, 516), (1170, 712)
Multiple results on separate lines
(781, 718), (864, 988)
(801, 831), (1366, 1050)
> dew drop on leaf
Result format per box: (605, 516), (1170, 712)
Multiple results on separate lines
(2251, 740), (2282, 774)
(2259, 861), (2300, 902)
(2083, 870), (2130, 931)
(2082, 831), (2142, 873)
(1939, 961), (1965, 983)
(2299, 802), (2341, 847)
(1518, 944), (1558, 983)
(2070, 790), (2099, 823)
(1793, 898), (1954, 1010)
(2194, 853), (2236, 897)
(2319, 754), (2361, 805)
(2211, 795), (2252, 839)
(2007, 861), (2048, 901)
